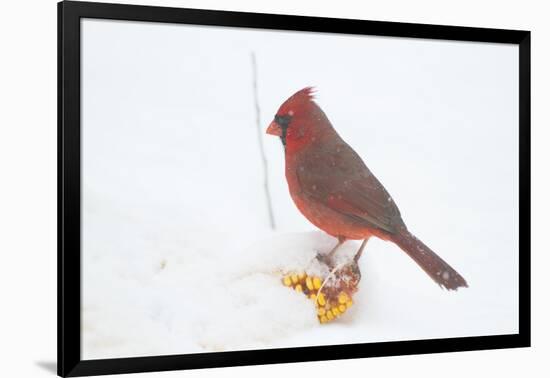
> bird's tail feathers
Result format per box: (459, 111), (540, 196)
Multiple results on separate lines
(392, 229), (468, 290)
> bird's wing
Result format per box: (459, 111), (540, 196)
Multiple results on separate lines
(295, 140), (402, 234)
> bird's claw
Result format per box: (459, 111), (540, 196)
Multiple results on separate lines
(315, 251), (334, 270)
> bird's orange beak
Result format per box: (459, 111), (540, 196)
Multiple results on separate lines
(266, 121), (282, 137)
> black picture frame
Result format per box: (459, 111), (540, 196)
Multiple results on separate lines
(58, 1), (531, 376)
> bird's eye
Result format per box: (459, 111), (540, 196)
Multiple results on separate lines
(274, 114), (292, 127)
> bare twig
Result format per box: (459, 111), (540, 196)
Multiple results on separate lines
(251, 52), (276, 230)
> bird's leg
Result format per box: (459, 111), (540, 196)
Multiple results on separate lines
(326, 238), (369, 284)
(327, 237), (345, 260)
(316, 236), (345, 268)
(353, 238), (369, 263)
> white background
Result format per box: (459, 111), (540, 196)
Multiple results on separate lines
(0, 0), (548, 377)
(79, 18), (518, 359)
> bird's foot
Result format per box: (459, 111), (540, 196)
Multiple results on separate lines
(315, 251), (335, 270)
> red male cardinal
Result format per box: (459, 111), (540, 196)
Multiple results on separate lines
(266, 87), (467, 290)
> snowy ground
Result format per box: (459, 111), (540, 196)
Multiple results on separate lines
(81, 19), (519, 359)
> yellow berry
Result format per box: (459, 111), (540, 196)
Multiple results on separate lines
(346, 300), (353, 308)
(326, 311), (334, 320)
(305, 276), (314, 291)
(317, 293), (326, 306)
(295, 284), (303, 293)
(332, 307), (340, 316)
(313, 277), (322, 290)
(291, 274), (299, 284)
(339, 304), (347, 313)
(318, 307), (326, 316)
(309, 293), (316, 300)
(320, 315), (328, 323)
(283, 276), (292, 286)
(338, 292), (349, 304)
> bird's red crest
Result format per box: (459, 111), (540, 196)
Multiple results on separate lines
(278, 86), (316, 114)
(292, 86), (316, 101)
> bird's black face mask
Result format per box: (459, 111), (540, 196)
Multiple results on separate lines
(274, 114), (292, 147)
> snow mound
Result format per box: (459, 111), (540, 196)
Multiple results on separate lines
(82, 231), (365, 358)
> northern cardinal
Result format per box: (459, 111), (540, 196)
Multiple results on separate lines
(266, 87), (467, 290)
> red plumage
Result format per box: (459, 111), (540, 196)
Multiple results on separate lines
(266, 87), (467, 290)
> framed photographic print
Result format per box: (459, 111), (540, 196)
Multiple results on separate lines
(58, 0), (530, 376)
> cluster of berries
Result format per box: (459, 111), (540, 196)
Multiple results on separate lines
(282, 272), (354, 324)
